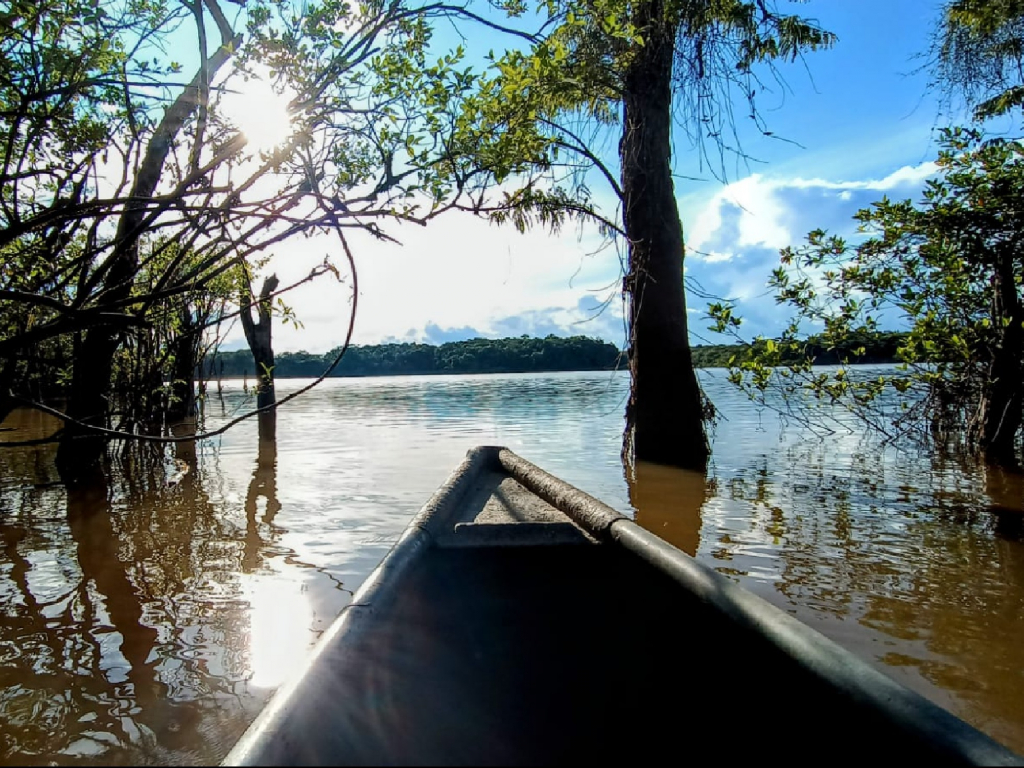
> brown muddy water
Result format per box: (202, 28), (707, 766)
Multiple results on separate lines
(1, 368), (1023, 763)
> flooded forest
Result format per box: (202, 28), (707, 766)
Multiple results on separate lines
(3, 0), (1024, 764)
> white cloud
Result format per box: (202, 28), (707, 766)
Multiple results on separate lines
(686, 161), (938, 254)
(691, 250), (736, 264)
(868, 163), (939, 190)
(226, 207), (623, 353)
(782, 162), (940, 192)
(687, 174), (792, 252)
(683, 160), (942, 343)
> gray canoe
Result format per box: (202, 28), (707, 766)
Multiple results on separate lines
(224, 446), (1023, 766)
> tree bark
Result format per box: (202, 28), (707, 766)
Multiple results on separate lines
(56, 331), (123, 483)
(167, 306), (200, 422)
(620, 3), (709, 470)
(240, 275), (279, 410)
(979, 250), (1023, 466)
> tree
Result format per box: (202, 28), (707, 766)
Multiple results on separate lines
(469, 0), (835, 469)
(239, 272), (280, 411)
(713, 128), (1024, 466)
(105, 237), (239, 430)
(931, 0), (1024, 120)
(0, 0), (542, 482)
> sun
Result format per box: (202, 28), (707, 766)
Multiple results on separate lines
(221, 69), (297, 153)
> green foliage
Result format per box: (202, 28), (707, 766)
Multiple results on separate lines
(713, 127), (1024, 451)
(934, 0), (1024, 119)
(690, 332), (911, 369)
(465, 0), (837, 208)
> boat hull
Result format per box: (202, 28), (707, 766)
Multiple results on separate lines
(224, 447), (1023, 766)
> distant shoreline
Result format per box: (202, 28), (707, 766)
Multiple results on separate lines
(204, 360), (906, 381)
(207, 366), (624, 380)
(205, 336), (625, 380)
(204, 333), (909, 381)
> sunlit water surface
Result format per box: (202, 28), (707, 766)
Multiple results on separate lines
(1, 368), (1023, 763)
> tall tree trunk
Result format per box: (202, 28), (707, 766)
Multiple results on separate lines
(240, 275), (279, 410)
(55, 18), (240, 484)
(167, 307), (199, 422)
(979, 251), (1023, 466)
(56, 330), (125, 483)
(620, 5), (709, 470)
(0, 359), (18, 427)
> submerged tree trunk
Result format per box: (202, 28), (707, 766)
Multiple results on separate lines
(56, 324), (127, 484)
(56, 135), (182, 481)
(620, 3), (709, 470)
(167, 307), (200, 422)
(240, 275), (279, 410)
(979, 251), (1023, 466)
(56, 124), (174, 482)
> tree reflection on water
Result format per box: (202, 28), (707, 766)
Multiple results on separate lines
(243, 413), (282, 574)
(0, 408), (337, 765)
(696, 443), (1024, 753)
(626, 460), (709, 557)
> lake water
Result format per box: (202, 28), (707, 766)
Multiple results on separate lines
(1, 368), (1023, 763)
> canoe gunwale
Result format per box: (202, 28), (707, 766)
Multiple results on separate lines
(609, 522), (1022, 766)
(495, 447), (627, 538)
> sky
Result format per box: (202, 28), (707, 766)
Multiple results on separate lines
(219, 0), (1011, 354)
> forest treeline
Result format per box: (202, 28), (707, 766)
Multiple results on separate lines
(205, 331), (912, 380)
(208, 335), (624, 378)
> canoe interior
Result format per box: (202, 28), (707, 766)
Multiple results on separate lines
(242, 543), (964, 765)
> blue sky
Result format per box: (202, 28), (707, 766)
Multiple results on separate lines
(222, 0), (1011, 353)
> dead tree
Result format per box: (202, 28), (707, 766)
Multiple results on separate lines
(240, 274), (280, 412)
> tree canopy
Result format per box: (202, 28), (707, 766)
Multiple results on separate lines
(689, 332), (911, 369)
(932, 0), (1024, 119)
